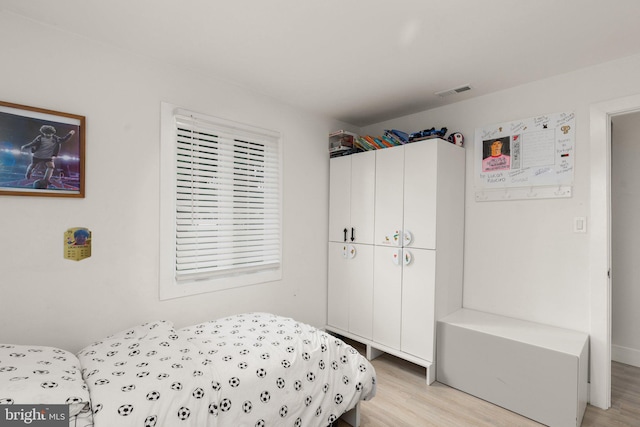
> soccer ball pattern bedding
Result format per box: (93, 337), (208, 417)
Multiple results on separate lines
(72, 313), (376, 427)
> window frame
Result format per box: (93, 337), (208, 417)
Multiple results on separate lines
(159, 102), (283, 300)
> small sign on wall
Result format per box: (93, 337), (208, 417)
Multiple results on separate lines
(64, 227), (91, 261)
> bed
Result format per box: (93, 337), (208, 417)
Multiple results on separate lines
(1, 313), (376, 427)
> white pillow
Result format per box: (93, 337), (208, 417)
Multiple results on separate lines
(0, 344), (91, 416)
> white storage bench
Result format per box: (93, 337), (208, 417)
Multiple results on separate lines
(436, 309), (589, 427)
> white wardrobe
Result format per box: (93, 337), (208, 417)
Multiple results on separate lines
(327, 138), (465, 383)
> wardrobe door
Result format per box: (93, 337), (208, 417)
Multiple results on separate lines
(328, 242), (350, 331)
(348, 244), (374, 340)
(403, 141), (437, 250)
(372, 245), (402, 350)
(374, 146), (405, 247)
(328, 242), (374, 340)
(401, 248), (436, 360)
(328, 156), (351, 243)
(350, 150), (376, 245)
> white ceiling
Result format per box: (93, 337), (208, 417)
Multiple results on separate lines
(4, 0), (640, 126)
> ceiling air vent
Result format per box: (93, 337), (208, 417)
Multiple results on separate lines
(435, 85), (472, 97)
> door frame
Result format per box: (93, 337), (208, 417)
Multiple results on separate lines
(589, 93), (640, 409)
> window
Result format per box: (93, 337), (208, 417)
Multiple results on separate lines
(160, 103), (282, 299)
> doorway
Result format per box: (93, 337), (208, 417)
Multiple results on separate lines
(590, 94), (640, 409)
(611, 112), (640, 370)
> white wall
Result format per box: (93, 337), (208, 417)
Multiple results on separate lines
(362, 53), (640, 334)
(0, 12), (342, 353)
(5, 7), (640, 375)
(611, 112), (640, 367)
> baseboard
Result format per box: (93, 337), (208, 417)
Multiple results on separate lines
(612, 344), (640, 368)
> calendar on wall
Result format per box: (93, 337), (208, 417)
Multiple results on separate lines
(474, 111), (575, 201)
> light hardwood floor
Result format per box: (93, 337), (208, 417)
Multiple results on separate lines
(339, 344), (640, 427)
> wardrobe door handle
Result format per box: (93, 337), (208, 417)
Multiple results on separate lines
(403, 250), (413, 266)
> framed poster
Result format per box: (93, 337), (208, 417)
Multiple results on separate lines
(475, 111), (575, 201)
(0, 101), (85, 197)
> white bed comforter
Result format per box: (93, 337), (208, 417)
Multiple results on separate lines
(77, 313), (376, 427)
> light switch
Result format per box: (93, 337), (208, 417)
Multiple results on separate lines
(573, 217), (587, 233)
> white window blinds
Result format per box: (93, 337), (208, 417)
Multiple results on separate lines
(172, 110), (281, 283)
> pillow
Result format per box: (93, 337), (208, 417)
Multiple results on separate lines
(100, 320), (175, 341)
(0, 344), (91, 416)
(77, 321), (212, 426)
